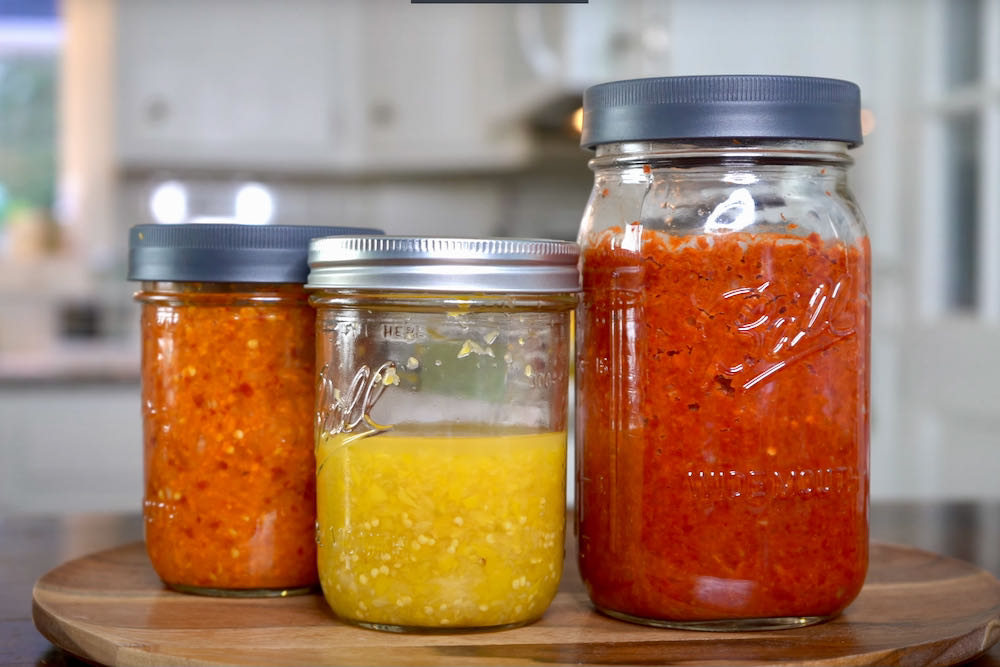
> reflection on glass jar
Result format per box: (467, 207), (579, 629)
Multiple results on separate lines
(308, 236), (578, 632)
(575, 76), (871, 630)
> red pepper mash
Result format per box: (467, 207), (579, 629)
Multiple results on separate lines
(577, 226), (870, 621)
(140, 282), (318, 592)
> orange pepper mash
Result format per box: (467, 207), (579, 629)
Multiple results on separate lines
(577, 227), (870, 622)
(140, 282), (318, 593)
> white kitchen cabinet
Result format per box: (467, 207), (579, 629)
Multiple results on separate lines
(352, 2), (531, 171)
(113, 0), (531, 173)
(0, 382), (142, 515)
(115, 0), (362, 172)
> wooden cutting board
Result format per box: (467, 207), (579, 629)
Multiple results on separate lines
(33, 541), (1000, 666)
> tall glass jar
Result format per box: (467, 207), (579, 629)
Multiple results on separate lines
(307, 236), (578, 632)
(575, 76), (871, 630)
(129, 223), (380, 596)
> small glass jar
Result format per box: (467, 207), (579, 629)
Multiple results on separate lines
(307, 236), (578, 632)
(575, 76), (871, 630)
(128, 223), (380, 596)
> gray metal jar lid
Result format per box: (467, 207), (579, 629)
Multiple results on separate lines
(581, 75), (863, 149)
(128, 224), (383, 283)
(307, 236), (581, 293)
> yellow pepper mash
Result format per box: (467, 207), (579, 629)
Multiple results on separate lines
(316, 427), (566, 629)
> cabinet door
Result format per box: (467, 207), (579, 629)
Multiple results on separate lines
(115, 0), (359, 171)
(0, 384), (142, 514)
(357, 1), (529, 171)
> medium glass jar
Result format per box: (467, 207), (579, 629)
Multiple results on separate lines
(575, 76), (871, 630)
(128, 223), (380, 596)
(307, 236), (578, 632)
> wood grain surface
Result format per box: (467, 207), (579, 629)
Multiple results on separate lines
(33, 541), (1000, 666)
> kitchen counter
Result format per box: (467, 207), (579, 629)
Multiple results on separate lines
(4, 503), (1000, 666)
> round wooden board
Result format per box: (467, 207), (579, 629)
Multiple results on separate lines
(33, 541), (1000, 666)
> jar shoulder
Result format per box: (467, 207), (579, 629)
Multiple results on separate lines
(579, 171), (867, 244)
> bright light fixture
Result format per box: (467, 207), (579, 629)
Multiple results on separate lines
(234, 183), (275, 225)
(149, 181), (187, 224)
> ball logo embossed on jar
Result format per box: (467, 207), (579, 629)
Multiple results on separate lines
(709, 265), (862, 391)
(316, 362), (398, 438)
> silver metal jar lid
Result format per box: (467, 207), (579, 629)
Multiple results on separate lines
(307, 236), (580, 293)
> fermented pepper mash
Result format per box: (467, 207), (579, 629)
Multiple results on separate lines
(141, 283), (317, 592)
(577, 226), (870, 621)
(316, 428), (565, 628)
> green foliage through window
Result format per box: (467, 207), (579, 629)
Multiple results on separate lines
(0, 54), (57, 226)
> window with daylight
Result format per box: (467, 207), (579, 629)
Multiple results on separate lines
(922, 0), (1000, 320)
(0, 1), (61, 260)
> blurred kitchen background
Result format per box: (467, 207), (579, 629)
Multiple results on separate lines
(0, 0), (997, 515)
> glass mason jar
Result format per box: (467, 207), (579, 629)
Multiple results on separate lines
(575, 76), (871, 630)
(307, 236), (578, 632)
(128, 223), (381, 596)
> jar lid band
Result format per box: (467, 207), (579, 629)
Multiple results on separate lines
(128, 224), (383, 283)
(581, 75), (862, 149)
(307, 236), (581, 293)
